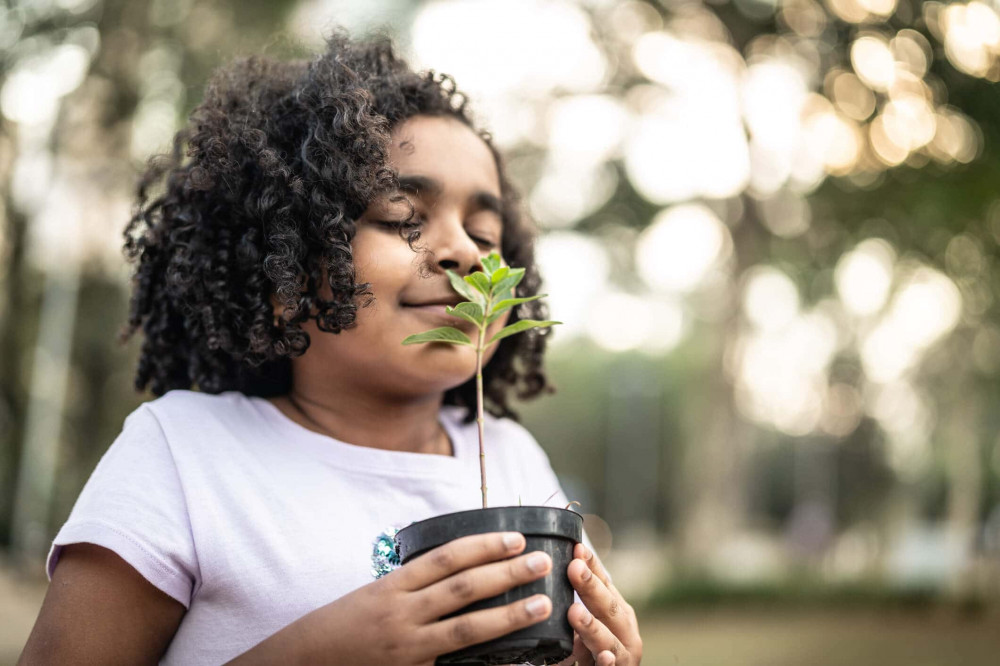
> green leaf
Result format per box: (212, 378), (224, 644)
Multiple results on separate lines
(447, 270), (482, 304)
(492, 268), (525, 296)
(491, 266), (510, 285)
(465, 272), (492, 295)
(402, 327), (472, 346)
(486, 294), (546, 324)
(488, 319), (560, 345)
(446, 302), (485, 325)
(481, 253), (502, 275)
(491, 294), (545, 314)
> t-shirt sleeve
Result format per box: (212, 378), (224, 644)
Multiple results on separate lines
(46, 404), (199, 608)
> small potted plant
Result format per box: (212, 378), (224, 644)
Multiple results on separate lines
(394, 253), (582, 665)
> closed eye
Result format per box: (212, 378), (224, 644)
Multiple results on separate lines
(469, 233), (498, 249)
(376, 219), (424, 231)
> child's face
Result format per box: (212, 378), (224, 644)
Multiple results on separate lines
(295, 114), (510, 399)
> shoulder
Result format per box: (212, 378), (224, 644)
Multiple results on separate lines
(140, 390), (260, 435)
(142, 389), (251, 417)
(113, 390), (269, 470)
(84, 392), (239, 479)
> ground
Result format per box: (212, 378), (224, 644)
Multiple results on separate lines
(2, 564), (999, 664)
(641, 605), (1000, 665)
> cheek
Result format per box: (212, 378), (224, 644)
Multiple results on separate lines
(482, 309), (512, 363)
(491, 308), (512, 331)
(353, 235), (424, 289)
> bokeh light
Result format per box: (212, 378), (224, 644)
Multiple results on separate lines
(535, 231), (610, 340)
(628, 31), (749, 202)
(743, 265), (801, 332)
(1, 43), (91, 125)
(410, 0), (607, 146)
(5, 3), (1000, 658)
(860, 265), (963, 382)
(636, 204), (733, 294)
(851, 34), (896, 92)
(835, 238), (896, 317)
(940, 1), (1000, 80)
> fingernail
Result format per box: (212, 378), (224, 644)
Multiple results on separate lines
(526, 552), (549, 573)
(583, 545), (593, 560)
(503, 532), (523, 550)
(580, 563), (592, 581)
(526, 596), (549, 617)
(581, 609), (593, 626)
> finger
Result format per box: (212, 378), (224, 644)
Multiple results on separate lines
(596, 650), (616, 666)
(424, 593), (551, 655)
(571, 633), (596, 666)
(568, 558), (632, 637)
(568, 603), (626, 665)
(396, 532), (525, 591)
(415, 550), (552, 621)
(574, 543), (612, 589)
(552, 633), (594, 666)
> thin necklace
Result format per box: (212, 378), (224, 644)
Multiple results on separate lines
(286, 393), (335, 439)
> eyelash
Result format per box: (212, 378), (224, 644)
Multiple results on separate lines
(378, 220), (423, 230)
(470, 234), (497, 249)
(376, 219), (497, 249)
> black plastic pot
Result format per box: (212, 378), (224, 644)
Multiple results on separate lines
(395, 506), (583, 665)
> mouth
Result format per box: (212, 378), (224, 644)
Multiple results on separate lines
(402, 302), (474, 326)
(405, 303), (452, 315)
(402, 296), (464, 308)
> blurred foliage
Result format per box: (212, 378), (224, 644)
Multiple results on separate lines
(1, 0), (1000, 597)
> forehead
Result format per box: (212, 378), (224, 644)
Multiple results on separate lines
(388, 115), (501, 197)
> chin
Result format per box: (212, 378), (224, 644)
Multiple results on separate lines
(402, 346), (476, 383)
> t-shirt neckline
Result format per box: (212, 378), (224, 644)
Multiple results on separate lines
(247, 394), (471, 478)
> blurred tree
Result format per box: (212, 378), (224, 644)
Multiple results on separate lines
(524, 0), (1000, 574)
(2, 0), (999, 591)
(0, 0), (305, 552)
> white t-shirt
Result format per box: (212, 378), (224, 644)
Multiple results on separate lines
(46, 390), (584, 665)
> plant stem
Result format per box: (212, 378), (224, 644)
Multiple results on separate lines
(476, 317), (487, 508)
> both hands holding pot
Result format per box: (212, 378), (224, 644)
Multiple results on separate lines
(231, 530), (641, 665)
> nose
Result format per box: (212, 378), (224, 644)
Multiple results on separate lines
(426, 214), (484, 276)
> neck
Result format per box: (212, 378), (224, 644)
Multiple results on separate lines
(269, 384), (451, 456)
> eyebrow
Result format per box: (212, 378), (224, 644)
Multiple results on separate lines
(397, 175), (503, 218)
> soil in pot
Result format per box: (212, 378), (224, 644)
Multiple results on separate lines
(395, 506), (583, 665)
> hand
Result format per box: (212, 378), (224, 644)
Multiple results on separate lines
(277, 531), (553, 665)
(556, 543), (643, 666)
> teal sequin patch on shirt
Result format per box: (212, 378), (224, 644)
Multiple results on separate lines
(371, 526), (401, 579)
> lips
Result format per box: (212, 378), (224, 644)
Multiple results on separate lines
(402, 297), (465, 308)
(405, 303), (452, 313)
(402, 298), (474, 326)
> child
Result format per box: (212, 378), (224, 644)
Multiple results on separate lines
(21, 30), (642, 665)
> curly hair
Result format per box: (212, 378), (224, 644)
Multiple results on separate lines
(121, 29), (553, 422)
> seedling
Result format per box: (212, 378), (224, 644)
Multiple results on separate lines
(402, 252), (559, 508)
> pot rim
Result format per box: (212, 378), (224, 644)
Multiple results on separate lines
(395, 505), (583, 562)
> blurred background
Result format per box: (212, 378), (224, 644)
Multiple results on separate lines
(2, 0), (1000, 663)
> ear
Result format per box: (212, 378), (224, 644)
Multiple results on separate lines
(270, 294), (285, 326)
